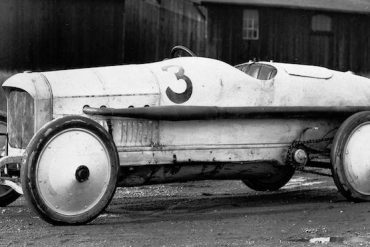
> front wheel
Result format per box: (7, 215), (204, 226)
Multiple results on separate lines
(331, 111), (370, 202)
(21, 116), (119, 225)
(242, 166), (295, 191)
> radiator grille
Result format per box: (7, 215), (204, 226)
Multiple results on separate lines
(8, 90), (35, 149)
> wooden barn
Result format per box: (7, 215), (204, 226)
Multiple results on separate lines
(1, 0), (369, 73)
(124, 0), (207, 63)
(0, 0), (126, 71)
(0, 0), (206, 70)
(198, 0), (370, 73)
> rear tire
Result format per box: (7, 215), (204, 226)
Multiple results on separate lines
(21, 116), (119, 225)
(331, 111), (370, 202)
(242, 166), (295, 191)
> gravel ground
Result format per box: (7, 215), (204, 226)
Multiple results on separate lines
(1, 170), (370, 247)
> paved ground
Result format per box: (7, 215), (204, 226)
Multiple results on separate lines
(1, 169), (370, 247)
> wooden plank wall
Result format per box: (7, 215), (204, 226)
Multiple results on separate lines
(206, 5), (370, 73)
(124, 0), (206, 64)
(0, 0), (126, 71)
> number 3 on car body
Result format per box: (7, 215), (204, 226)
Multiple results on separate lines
(162, 65), (193, 104)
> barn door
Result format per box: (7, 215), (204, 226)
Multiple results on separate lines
(309, 15), (333, 68)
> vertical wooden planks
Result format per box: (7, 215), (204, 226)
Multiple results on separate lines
(0, 0), (126, 71)
(205, 3), (370, 73)
(124, 0), (206, 63)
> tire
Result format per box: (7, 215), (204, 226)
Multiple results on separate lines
(331, 111), (370, 202)
(21, 116), (119, 225)
(242, 165), (295, 191)
(0, 111), (21, 206)
(0, 186), (20, 207)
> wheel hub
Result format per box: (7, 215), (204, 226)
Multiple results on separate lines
(75, 165), (90, 183)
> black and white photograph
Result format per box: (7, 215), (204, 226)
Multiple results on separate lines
(1, 0), (370, 246)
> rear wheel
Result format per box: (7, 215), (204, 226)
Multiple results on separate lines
(242, 166), (295, 191)
(21, 116), (119, 225)
(0, 112), (20, 206)
(331, 111), (370, 202)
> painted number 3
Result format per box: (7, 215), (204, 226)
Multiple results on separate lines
(162, 65), (193, 104)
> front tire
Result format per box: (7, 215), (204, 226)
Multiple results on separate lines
(21, 116), (119, 225)
(331, 111), (370, 202)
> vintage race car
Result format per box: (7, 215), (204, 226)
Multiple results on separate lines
(1, 46), (370, 225)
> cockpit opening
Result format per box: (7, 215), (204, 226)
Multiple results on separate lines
(235, 62), (277, 80)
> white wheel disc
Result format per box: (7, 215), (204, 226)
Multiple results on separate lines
(343, 123), (370, 195)
(36, 128), (111, 216)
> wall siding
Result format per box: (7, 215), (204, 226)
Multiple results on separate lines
(124, 0), (206, 63)
(206, 5), (370, 73)
(0, 1), (368, 73)
(0, 0), (125, 71)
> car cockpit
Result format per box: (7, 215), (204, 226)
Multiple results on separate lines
(235, 62), (277, 80)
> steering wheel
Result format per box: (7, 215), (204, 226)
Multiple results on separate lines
(170, 45), (197, 58)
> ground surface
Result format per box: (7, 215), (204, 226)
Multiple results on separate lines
(1, 169), (370, 247)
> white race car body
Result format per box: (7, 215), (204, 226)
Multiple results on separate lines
(3, 57), (369, 167)
(2, 54), (370, 224)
